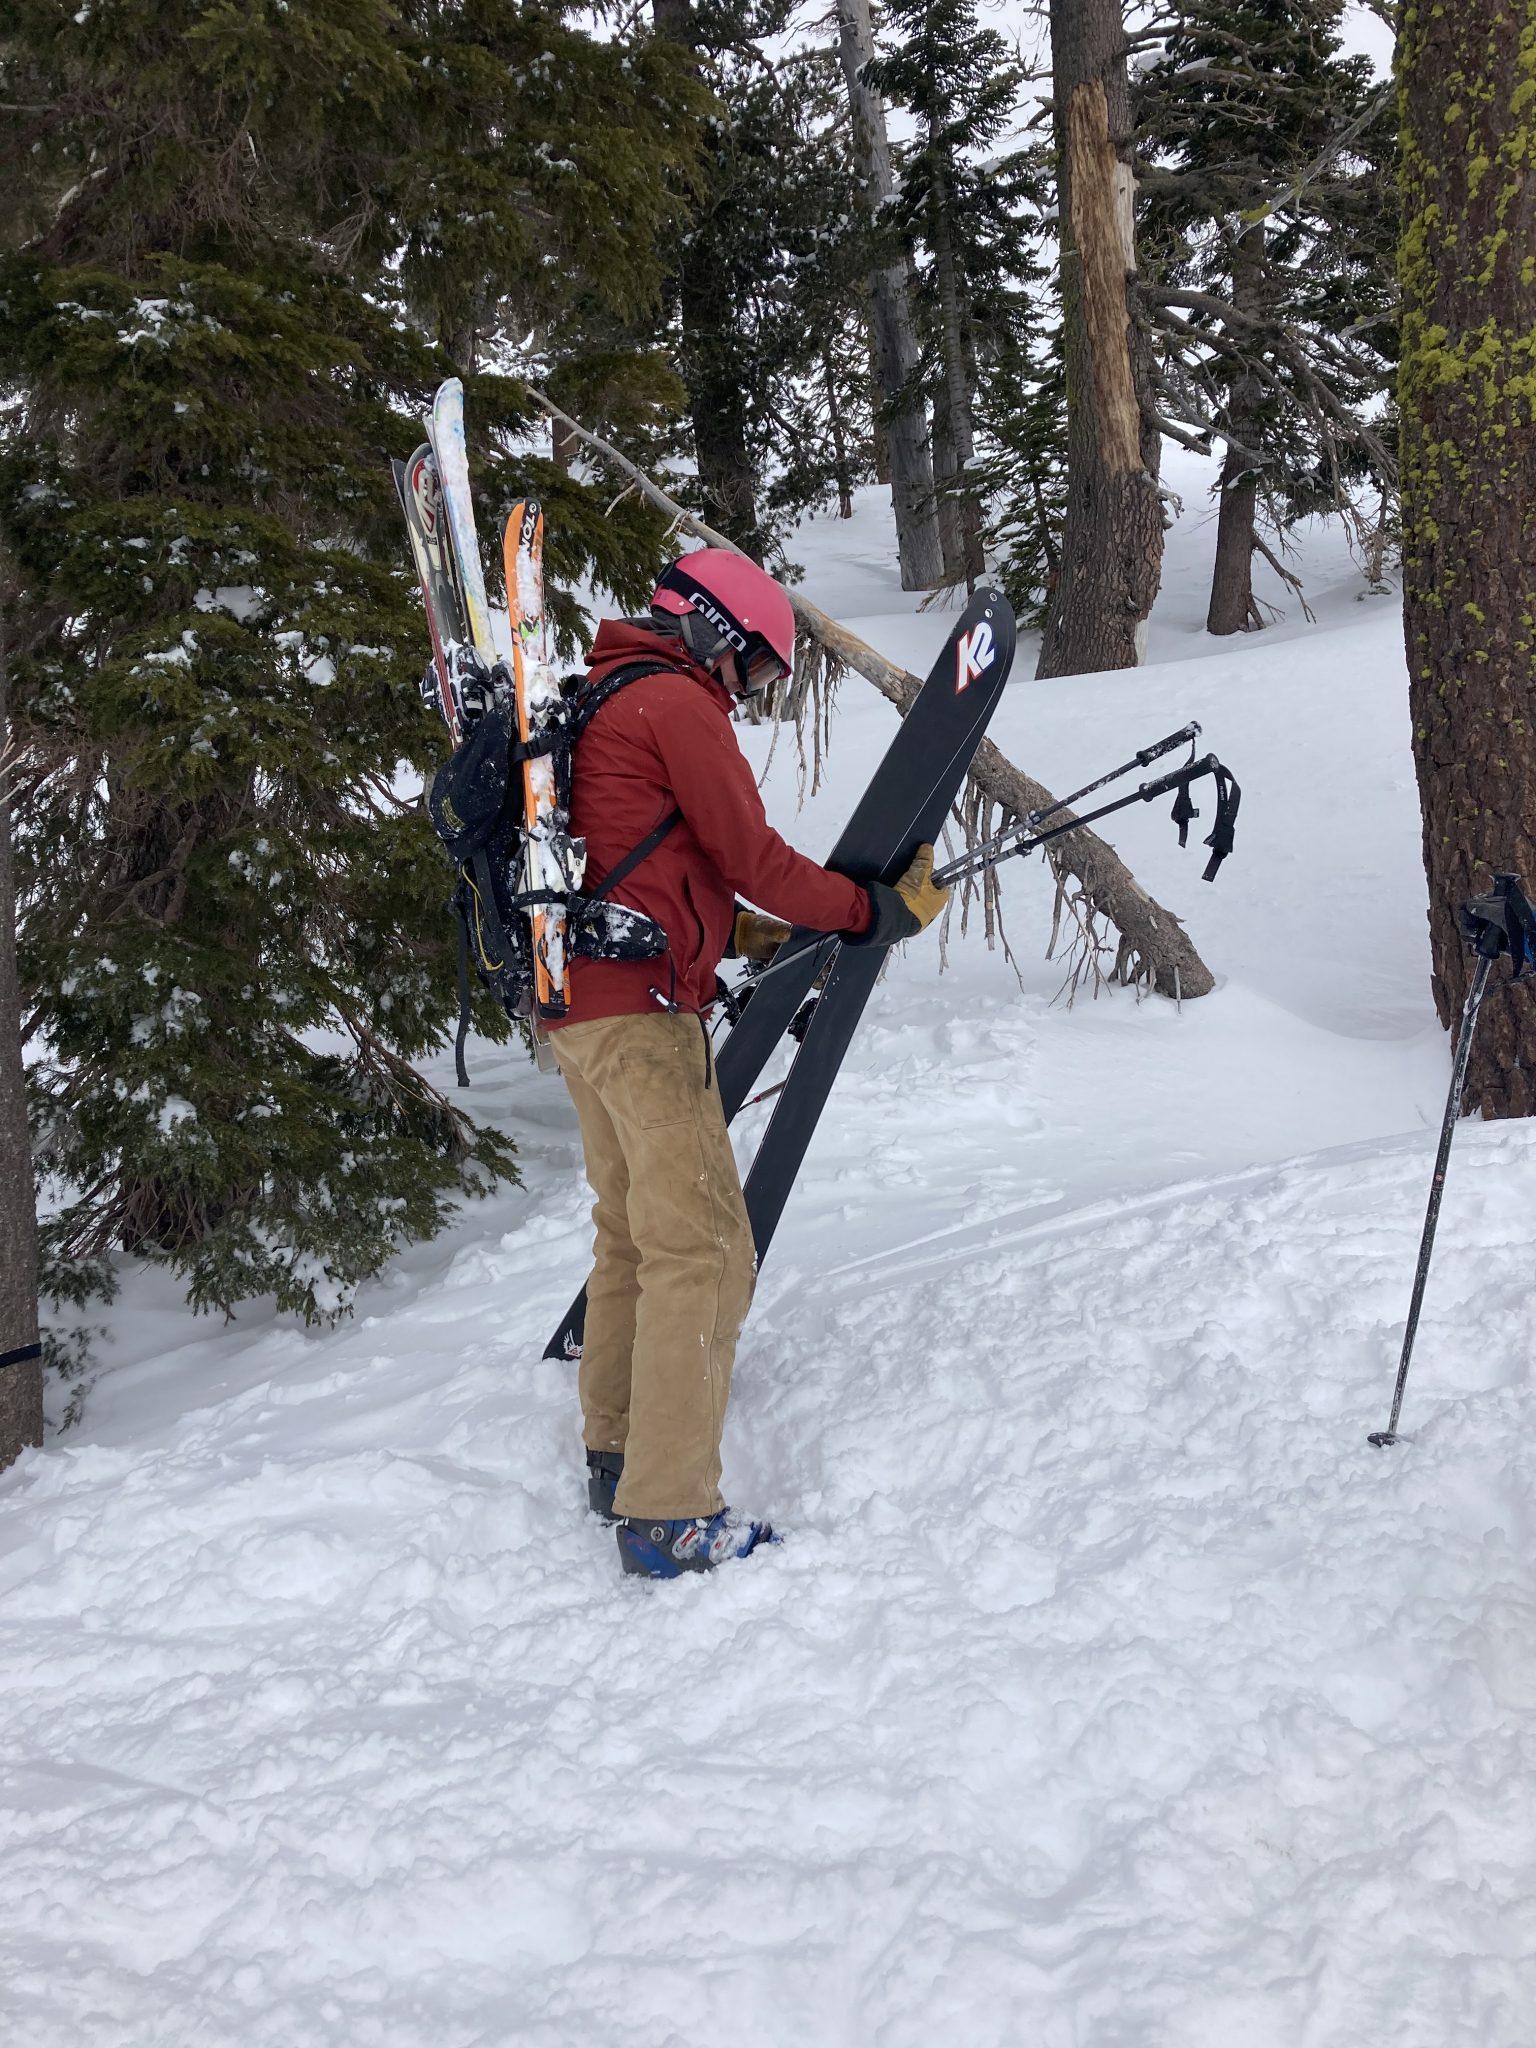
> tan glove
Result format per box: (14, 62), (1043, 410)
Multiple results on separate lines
(732, 909), (791, 961)
(850, 843), (950, 946)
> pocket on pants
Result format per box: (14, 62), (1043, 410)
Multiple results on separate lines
(617, 1021), (702, 1130)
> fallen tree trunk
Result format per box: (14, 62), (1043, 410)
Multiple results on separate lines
(524, 386), (1215, 999)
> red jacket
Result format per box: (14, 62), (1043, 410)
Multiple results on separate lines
(553, 619), (872, 1025)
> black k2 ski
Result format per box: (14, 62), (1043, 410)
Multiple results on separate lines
(740, 590), (1013, 1257)
(543, 587), (1016, 1362)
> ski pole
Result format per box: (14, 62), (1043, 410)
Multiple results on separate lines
(1368, 871), (1536, 1446)
(1367, 951), (1493, 1446)
(1023, 723), (1201, 833)
(933, 753), (1241, 888)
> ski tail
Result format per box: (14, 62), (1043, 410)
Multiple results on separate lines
(393, 447), (463, 742)
(427, 377), (496, 658)
(740, 589), (1017, 1260)
(503, 498), (569, 1018)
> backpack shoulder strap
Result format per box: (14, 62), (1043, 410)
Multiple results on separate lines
(571, 659), (681, 741)
(570, 660), (686, 905)
(586, 807), (682, 904)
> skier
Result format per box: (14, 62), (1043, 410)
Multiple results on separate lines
(547, 549), (948, 1578)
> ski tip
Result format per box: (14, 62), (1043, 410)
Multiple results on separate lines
(504, 500), (543, 552)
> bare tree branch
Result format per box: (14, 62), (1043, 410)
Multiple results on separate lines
(522, 386), (1216, 1000)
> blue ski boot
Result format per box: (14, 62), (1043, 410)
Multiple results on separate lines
(616, 1509), (775, 1579)
(586, 1450), (625, 1524)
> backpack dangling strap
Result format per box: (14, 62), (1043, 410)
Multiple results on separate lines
(454, 898), (472, 1087)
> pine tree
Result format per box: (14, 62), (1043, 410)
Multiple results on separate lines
(0, 2), (699, 1332)
(875, 0), (1035, 590)
(651, 3), (878, 561)
(833, 0), (943, 588)
(1134, 0), (1396, 633)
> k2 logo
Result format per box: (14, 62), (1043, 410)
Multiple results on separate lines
(954, 621), (994, 694)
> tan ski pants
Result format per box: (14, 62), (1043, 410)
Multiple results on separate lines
(551, 1011), (755, 1519)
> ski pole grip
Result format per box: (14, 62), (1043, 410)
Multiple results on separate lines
(1135, 722), (1201, 767)
(1137, 752), (1217, 802)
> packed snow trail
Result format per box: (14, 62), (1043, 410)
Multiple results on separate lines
(2, 461), (1533, 2044)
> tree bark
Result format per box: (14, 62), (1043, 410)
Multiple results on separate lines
(1038, 1), (1163, 678)
(525, 383), (1216, 1001)
(550, 417), (579, 476)
(931, 388), (969, 583)
(1400, 0), (1536, 1118)
(1206, 225), (1265, 636)
(822, 350), (855, 519)
(834, 0), (943, 590)
(654, 0), (766, 559)
(0, 655), (43, 1475)
(927, 151), (986, 591)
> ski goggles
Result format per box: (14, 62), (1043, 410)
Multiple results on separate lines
(741, 641), (791, 696)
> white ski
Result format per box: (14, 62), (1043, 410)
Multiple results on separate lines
(426, 378), (496, 659)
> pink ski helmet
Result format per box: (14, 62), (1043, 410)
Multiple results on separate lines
(651, 549), (796, 694)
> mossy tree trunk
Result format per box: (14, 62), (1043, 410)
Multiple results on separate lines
(1400, 0), (1536, 1116)
(1038, 0), (1163, 679)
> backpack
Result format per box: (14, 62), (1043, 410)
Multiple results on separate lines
(428, 655), (682, 1065)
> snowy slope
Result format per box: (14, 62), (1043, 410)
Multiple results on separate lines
(3, 460), (1533, 2048)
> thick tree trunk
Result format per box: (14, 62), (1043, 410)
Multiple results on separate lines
(1038, 0), (1163, 678)
(834, 0), (943, 590)
(1206, 226), (1265, 636)
(0, 659), (43, 1475)
(1400, 1), (1536, 1118)
(654, 0), (766, 559)
(550, 417), (579, 476)
(1205, 441), (1261, 635)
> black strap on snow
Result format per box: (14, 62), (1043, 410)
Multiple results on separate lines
(0, 1341), (41, 1374)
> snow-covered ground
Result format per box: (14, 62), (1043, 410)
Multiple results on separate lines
(4, 458), (1534, 2047)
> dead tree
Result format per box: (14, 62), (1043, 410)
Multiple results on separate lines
(1038, 0), (1163, 678)
(527, 387), (1215, 1000)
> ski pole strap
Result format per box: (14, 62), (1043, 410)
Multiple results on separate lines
(1200, 763), (1241, 881)
(0, 1341), (41, 1374)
